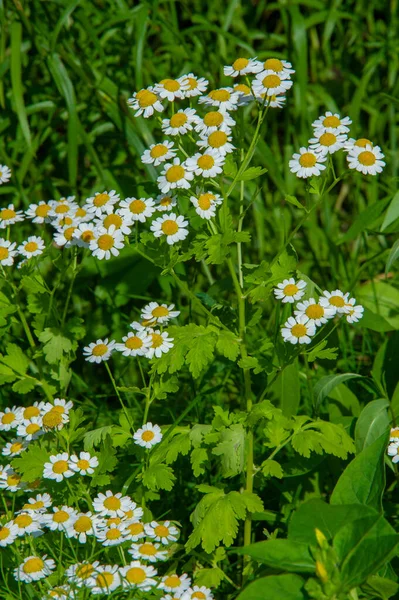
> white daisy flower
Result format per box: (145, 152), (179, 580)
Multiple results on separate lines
(84, 190), (120, 218)
(157, 158), (194, 193)
(119, 561), (157, 591)
(344, 298), (364, 324)
(343, 137), (374, 152)
(224, 57), (263, 77)
(123, 520), (146, 541)
(53, 225), (78, 248)
(141, 141), (177, 166)
(95, 212), (132, 235)
(133, 422), (163, 448)
(289, 147), (327, 178)
(258, 57), (295, 77)
(69, 452), (99, 475)
(122, 503), (144, 522)
(48, 197), (78, 219)
(41, 584), (75, 599)
(96, 523), (127, 546)
(42, 506), (77, 532)
(43, 453), (75, 483)
(195, 110), (236, 136)
(14, 555), (55, 583)
(144, 520), (179, 544)
(162, 108), (199, 136)
(151, 213), (189, 245)
(0, 521), (18, 546)
(17, 236), (45, 259)
(2, 438), (28, 457)
(274, 278), (307, 303)
(197, 130), (235, 156)
(49, 214), (76, 229)
(0, 204), (25, 228)
(146, 330), (174, 359)
(234, 83), (254, 103)
(263, 93), (286, 108)
(118, 197), (156, 223)
(25, 201), (52, 223)
(190, 191), (222, 220)
(115, 330), (152, 357)
(73, 222), (97, 247)
(319, 290), (350, 315)
(73, 204), (92, 223)
(159, 573), (191, 594)
(89, 225), (125, 260)
(387, 442), (399, 463)
(253, 70), (293, 97)
(93, 491), (135, 517)
(311, 111), (352, 134)
(390, 427), (399, 442)
(20, 493), (52, 513)
(309, 128), (347, 155)
(156, 194), (178, 212)
(346, 144), (385, 175)
(198, 87), (239, 111)
(65, 561), (100, 586)
(281, 315), (316, 345)
(83, 338), (116, 363)
(0, 466), (25, 492)
(0, 407), (22, 431)
(181, 586), (214, 600)
(180, 73), (209, 98)
(128, 541), (168, 563)
(294, 298), (335, 327)
(0, 164), (11, 184)
(66, 512), (102, 544)
(41, 406), (69, 431)
(21, 402), (45, 420)
(185, 150), (225, 177)
(130, 320), (150, 332)
(155, 78), (186, 101)
(13, 512), (42, 537)
(141, 302), (180, 325)
(86, 564), (121, 595)
(128, 86), (164, 118)
(16, 417), (44, 441)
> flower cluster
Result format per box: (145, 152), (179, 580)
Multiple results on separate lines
(274, 278), (364, 344)
(387, 428), (399, 463)
(289, 111), (385, 178)
(83, 301), (178, 363)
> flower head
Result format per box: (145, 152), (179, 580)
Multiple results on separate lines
(118, 197), (156, 223)
(42, 506), (77, 532)
(180, 73), (209, 97)
(0, 165), (11, 184)
(86, 564), (121, 594)
(43, 453), (74, 483)
(151, 213), (189, 245)
(140, 302), (180, 325)
(319, 290), (350, 315)
(155, 78), (186, 101)
(0, 239), (18, 266)
(190, 191), (222, 220)
(84, 190), (119, 218)
(128, 86), (164, 118)
(0, 521), (18, 546)
(162, 108), (199, 136)
(119, 560), (157, 591)
(93, 491), (135, 517)
(289, 147), (327, 178)
(17, 236), (45, 259)
(0, 204), (24, 228)
(195, 110), (236, 136)
(309, 129), (347, 155)
(281, 315), (316, 345)
(141, 141), (176, 166)
(128, 541), (168, 563)
(145, 520), (179, 544)
(14, 555), (55, 583)
(312, 111), (351, 134)
(83, 338), (116, 363)
(197, 130), (235, 156)
(156, 194), (178, 212)
(224, 57), (262, 77)
(253, 70), (293, 97)
(157, 158), (194, 193)
(69, 452), (99, 475)
(346, 144), (385, 175)
(133, 423), (162, 448)
(185, 150), (225, 177)
(274, 278), (307, 303)
(199, 87), (240, 111)
(294, 298), (335, 327)
(146, 330), (174, 358)
(115, 330), (152, 357)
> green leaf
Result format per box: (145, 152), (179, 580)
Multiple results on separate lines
(307, 340), (338, 362)
(236, 574), (305, 600)
(84, 426), (115, 450)
(285, 195), (306, 210)
(212, 424), (245, 477)
(385, 239), (399, 273)
(238, 539), (315, 572)
(11, 22), (31, 148)
(1, 343), (30, 375)
(331, 432), (389, 511)
(337, 197), (391, 244)
(152, 431), (191, 465)
(357, 281), (399, 331)
(12, 445), (50, 482)
(216, 330), (240, 361)
(90, 436), (117, 487)
(313, 373), (362, 409)
(363, 575), (399, 599)
(261, 459), (283, 478)
(280, 359), (300, 417)
(38, 328), (74, 364)
(355, 399), (390, 454)
(292, 420), (355, 459)
(194, 567), (224, 589)
(12, 378), (37, 394)
(191, 447), (208, 477)
(142, 463), (176, 491)
(237, 166), (268, 181)
(381, 190), (399, 231)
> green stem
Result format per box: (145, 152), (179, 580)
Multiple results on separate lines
(61, 247), (78, 327)
(104, 362), (134, 431)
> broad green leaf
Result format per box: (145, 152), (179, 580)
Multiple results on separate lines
(363, 575), (399, 599)
(281, 359), (300, 417)
(142, 463), (175, 491)
(12, 445), (50, 482)
(381, 190), (399, 232)
(285, 195), (306, 210)
(314, 373), (362, 409)
(236, 574), (305, 600)
(237, 166), (267, 181)
(238, 539), (315, 572)
(385, 239), (399, 273)
(357, 282), (399, 331)
(355, 399), (389, 454)
(331, 432), (388, 511)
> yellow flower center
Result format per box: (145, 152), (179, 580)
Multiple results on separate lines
(77, 459), (90, 470)
(7, 473), (21, 486)
(186, 77), (198, 89)
(58, 216), (73, 227)
(262, 74), (281, 88)
(49, 588), (66, 598)
(391, 430), (399, 438)
(197, 155), (215, 170)
(125, 336), (142, 350)
(154, 524), (170, 537)
(264, 58), (284, 72)
(291, 324), (307, 338)
(150, 144), (168, 158)
(0, 247), (9, 260)
(170, 113), (188, 128)
(92, 343), (108, 356)
(283, 283), (298, 296)
(53, 510), (70, 523)
(209, 89), (230, 102)
(76, 564), (94, 579)
(55, 204), (69, 214)
(126, 567), (146, 584)
(166, 165), (185, 183)
(323, 115), (341, 128)
(193, 593), (206, 599)
(10, 441), (24, 453)
(233, 57), (249, 70)
(53, 460), (69, 474)
(64, 227), (76, 241)
(355, 138), (372, 148)
(234, 83), (251, 94)
(43, 409), (63, 428)
(0, 208), (16, 220)
(137, 89), (158, 107)
(152, 306), (169, 318)
(208, 131), (227, 148)
(358, 151), (376, 166)
(161, 219), (179, 235)
(104, 496), (121, 510)
(139, 542), (157, 556)
(26, 423), (41, 435)
(24, 406), (40, 419)
(142, 430), (155, 441)
(329, 295), (345, 307)
(36, 204), (51, 217)
(93, 193), (110, 207)
(1, 412), (15, 424)
(24, 500), (44, 510)
(198, 193), (215, 210)
(23, 558), (44, 574)
(75, 207), (87, 218)
(299, 153), (317, 168)
(15, 514), (33, 528)
(96, 572), (114, 588)
(127, 522), (144, 535)
(25, 241), (39, 253)
(204, 111), (224, 126)
(97, 234), (115, 251)
(160, 196), (172, 207)
(0, 527), (10, 540)
(81, 229), (95, 243)
(106, 517), (121, 526)
(129, 199), (146, 214)
(52, 405), (65, 414)
(151, 333), (164, 348)
(160, 78), (180, 92)
(319, 132), (337, 146)
(106, 528), (122, 540)
(305, 304), (324, 319)
(74, 516), (92, 532)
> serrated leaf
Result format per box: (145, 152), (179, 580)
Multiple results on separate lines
(38, 327), (74, 364)
(285, 195), (306, 210)
(12, 445), (50, 482)
(12, 378), (37, 394)
(307, 340), (338, 362)
(84, 426), (115, 450)
(292, 421), (355, 459)
(216, 330), (240, 361)
(142, 463), (175, 491)
(212, 424), (245, 477)
(261, 459), (283, 478)
(191, 447), (208, 477)
(238, 166), (267, 181)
